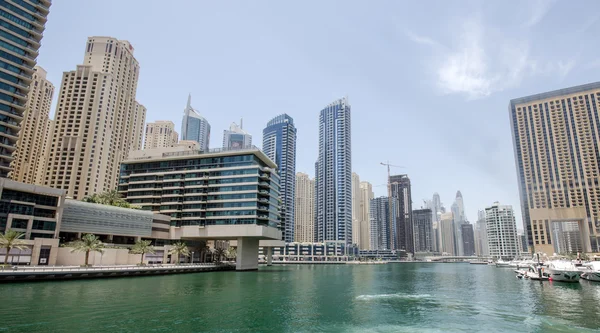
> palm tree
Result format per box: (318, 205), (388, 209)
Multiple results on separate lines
(130, 240), (155, 265)
(68, 234), (105, 266)
(226, 246), (237, 261)
(213, 247), (226, 264)
(0, 230), (28, 265)
(98, 190), (122, 206)
(169, 242), (190, 264)
(199, 242), (210, 263)
(82, 193), (101, 204)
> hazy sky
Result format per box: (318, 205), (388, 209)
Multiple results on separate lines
(39, 0), (600, 228)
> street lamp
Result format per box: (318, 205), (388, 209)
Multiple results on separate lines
(191, 251), (194, 264)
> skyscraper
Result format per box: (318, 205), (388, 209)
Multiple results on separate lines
(461, 223), (475, 256)
(12, 66), (53, 185)
(439, 212), (455, 255)
(181, 95), (210, 152)
(413, 208), (433, 252)
(143, 120), (178, 149)
(370, 196), (395, 250)
(451, 191), (466, 256)
(45, 37), (145, 199)
(315, 97), (352, 246)
(263, 114), (297, 242)
(294, 172), (314, 243)
(474, 210), (489, 256)
(486, 202), (519, 260)
(359, 181), (374, 250)
(390, 174), (413, 253)
(431, 192), (442, 252)
(0, 0), (51, 177)
(352, 172), (361, 247)
(223, 121), (251, 149)
(509, 82), (600, 254)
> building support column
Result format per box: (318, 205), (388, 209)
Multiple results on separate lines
(266, 247), (273, 266)
(236, 237), (259, 271)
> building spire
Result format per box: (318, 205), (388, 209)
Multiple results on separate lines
(187, 93), (192, 109)
(240, 117), (243, 129)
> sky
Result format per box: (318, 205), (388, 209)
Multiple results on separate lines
(38, 0), (600, 229)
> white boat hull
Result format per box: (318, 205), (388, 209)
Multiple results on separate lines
(581, 271), (600, 281)
(547, 268), (581, 282)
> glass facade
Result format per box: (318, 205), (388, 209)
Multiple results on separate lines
(0, 0), (50, 177)
(262, 114), (297, 242)
(119, 149), (281, 229)
(181, 95), (210, 152)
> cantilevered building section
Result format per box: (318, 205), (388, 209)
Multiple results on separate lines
(0, 0), (52, 177)
(263, 114), (297, 242)
(12, 66), (54, 185)
(181, 95), (210, 152)
(315, 97), (352, 246)
(509, 82), (600, 254)
(144, 120), (178, 149)
(223, 121), (251, 149)
(295, 172), (314, 243)
(118, 146), (282, 270)
(45, 37), (145, 200)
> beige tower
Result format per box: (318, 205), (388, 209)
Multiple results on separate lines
(440, 212), (455, 255)
(510, 82), (600, 254)
(295, 172), (315, 243)
(45, 37), (145, 199)
(351, 172), (361, 247)
(11, 66), (54, 185)
(143, 120), (179, 149)
(359, 181), (374, 250)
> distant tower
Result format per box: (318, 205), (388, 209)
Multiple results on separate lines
(263, 114), (297, 242)
(144, 121), (178, 149)
(181, 95), (211, 152)
(486, 202), (519, 260)
(223, 121), (252, 149)
(390, 174), (413, 253)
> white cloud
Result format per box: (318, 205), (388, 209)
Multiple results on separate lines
(405, 31), (441, 48)
(407, 17), (577, 100)
(524, 0), (556, 27)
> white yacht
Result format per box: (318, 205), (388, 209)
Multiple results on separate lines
(546, 260), (582, 282)
(580, 262), (600, 282)
(495, 259), (510, 267)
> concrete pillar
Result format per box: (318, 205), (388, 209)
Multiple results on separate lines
(266, 247), (273, 266)
(236, 237), (259, 271)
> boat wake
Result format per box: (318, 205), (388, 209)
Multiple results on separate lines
(355, 293), (431, 301)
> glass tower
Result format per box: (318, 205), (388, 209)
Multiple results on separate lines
(181, 94), (210, 152)
(315, 97), (352, 246)
(262, 114), (297, 242)
(0, 0), (51, 177)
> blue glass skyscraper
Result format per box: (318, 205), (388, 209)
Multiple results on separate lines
(315, 97), (352, 246)
(181, 94), (210, 151)
(263, 114), (297, 242)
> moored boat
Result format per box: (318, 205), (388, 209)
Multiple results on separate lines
(580, 262), (600, 282)
(546, 260), (581, 282)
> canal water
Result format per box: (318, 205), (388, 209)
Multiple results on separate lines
(1, 263), (599, 332)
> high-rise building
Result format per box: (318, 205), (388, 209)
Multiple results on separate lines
(181, 95), (210, 152)
(509, 82), (600, 254)
(551, 221), (584, 254)
(359, 181), (373, 250)
(352, 172), (361, 247)
(370, 196), (395, 250)
(474, 210), (489, 256)
(390, 174), (413, 253)
(486, 202), (519, 260)
(431, 192), (442, 252)
(518, 233), (529, 255)
(223, 120), (251, 149)
(143, 121), (178, 149)
(263, 114), (297, 242)
(45, 37), (145, 200)
(315, 98), (352, 246)
(451, 191), (466, 256)
(461, 223), (475, 256)
(413, 208), (433, 252)
(294, 172), (314, 243)
(11, 66), (53, 185)
(439, 212), (455, 255)
(0, 0), (51, 177)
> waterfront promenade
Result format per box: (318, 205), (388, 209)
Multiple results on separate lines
(0, 263), (234, 282)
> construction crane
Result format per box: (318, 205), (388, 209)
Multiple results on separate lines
(380, 162), (406, 250)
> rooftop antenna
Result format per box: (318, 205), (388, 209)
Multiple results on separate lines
(240, 118), (243, 129)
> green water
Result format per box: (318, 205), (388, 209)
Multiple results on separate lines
(1, 263), (599, 332)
